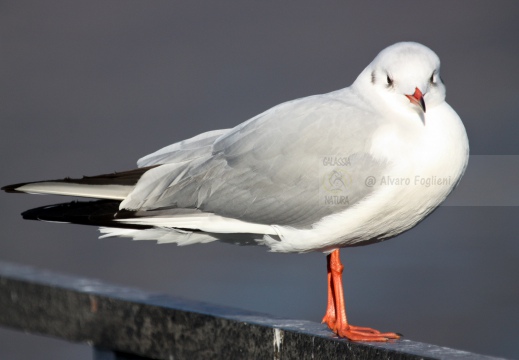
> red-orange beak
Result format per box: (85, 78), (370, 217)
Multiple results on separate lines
(405, 87), (426, 113)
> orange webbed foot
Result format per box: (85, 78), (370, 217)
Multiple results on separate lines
(323, 315), (400, 341)
(334, 324), (400, 341)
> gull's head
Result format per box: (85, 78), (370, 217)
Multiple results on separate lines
(356, 42), (446, 118)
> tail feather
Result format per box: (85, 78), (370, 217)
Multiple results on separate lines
(2, 166), (157, 200)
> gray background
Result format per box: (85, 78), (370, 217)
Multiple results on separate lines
(1, 1), (519, 359)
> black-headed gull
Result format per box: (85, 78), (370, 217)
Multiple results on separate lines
(3, 42), (469, 341)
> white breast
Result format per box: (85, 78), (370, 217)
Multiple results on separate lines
(263, 102), (469, 253)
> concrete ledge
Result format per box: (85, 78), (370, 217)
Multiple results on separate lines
(0, 261), (502, 360)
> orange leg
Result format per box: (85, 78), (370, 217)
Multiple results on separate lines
(321, 254), (337, 331)
(321, 249), (401, 341)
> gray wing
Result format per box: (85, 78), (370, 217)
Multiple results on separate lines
(123, 89), (389, 228)
(137, 129), (230, 167)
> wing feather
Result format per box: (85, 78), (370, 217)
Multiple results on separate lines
(122, 89), (389, 228)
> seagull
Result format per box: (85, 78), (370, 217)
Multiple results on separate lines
(2, 42), (469, 341)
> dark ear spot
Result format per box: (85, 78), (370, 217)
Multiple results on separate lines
(371, 71), (376, 84)
(386, 75), (394, 87)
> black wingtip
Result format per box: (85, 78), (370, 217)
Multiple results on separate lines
(21, 205), (47, 220)
(21, 200), (120, 224)
(20, 200), (151, 230)
(2, 180), (57, 193)
(3, 165), (159, 195)
(2, 182), (28, 193)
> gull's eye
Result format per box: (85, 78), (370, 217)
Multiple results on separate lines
(430, 73), (435, 83)
(386, 75), (394, 86)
